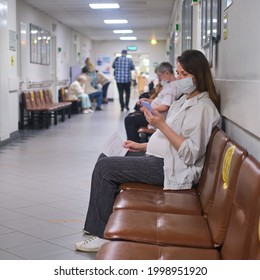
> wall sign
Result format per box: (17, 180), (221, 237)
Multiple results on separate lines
(9, 30), (17, 51)
(127, 46), (137, 51)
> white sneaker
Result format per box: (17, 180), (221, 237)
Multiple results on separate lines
(82, 110), (90, 114)
(75, 236), (109, 252)
(88, 109), (94, 113)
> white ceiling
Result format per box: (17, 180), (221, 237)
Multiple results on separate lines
(21, 0), (176, 41)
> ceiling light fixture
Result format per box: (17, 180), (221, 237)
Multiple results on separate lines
(113, 30), (133, 34)
(151, 39), (158, 45)
(120, 36), (137, 41)
(115, 53), (132, 58)
(89, 3), (120, 9)
(104, 19), (128, 24)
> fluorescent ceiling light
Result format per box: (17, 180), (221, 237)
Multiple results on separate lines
(89, 3), (120, 9)
(120, 36), (137, 41)
(113, 30), (133, 34)
(116, 53), (132, 58)
(104, 19), (128, 24)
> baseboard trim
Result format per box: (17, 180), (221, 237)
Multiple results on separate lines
(0, 130), (19, 147)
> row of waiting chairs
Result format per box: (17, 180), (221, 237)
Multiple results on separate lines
(58, 87), (82, 114)
(20, 89), (72, 129)
(96, 128), (260, 260)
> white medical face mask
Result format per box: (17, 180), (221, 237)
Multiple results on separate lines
(175, 77), (196, 94)
(160, 80), (168, 87)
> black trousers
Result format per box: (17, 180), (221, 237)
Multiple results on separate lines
(102, 82), (110, 98)
(124, 111), (148, 142)
(116, 82), (131, 110)
(83, 153), (164, 237)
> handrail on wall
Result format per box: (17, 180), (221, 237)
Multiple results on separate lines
(19, 79), (70, 91)
(57, 79), (70, 86)
(27, 80), (53, 89)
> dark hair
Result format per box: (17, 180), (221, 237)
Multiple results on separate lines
(156, 62), (174, 74)
(177, 50), (219, 109)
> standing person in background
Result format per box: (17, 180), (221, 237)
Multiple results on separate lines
(124, 62), (177, 142)
(95, 70), (110, 104)
(112, 50), (135, 111)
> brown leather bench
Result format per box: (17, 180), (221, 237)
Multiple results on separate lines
(95, 128), (260, 259)
(97, 155), (260, 259)
(104, 140), (247, 248)
(59, 87), (81, 114)
(20, 89), (71, 128)
(42, 89), (71, 122)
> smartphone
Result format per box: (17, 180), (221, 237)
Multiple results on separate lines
(141, 101), (155, 115)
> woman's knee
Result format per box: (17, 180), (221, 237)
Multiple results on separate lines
(124, 115), (132, 126)
(95, 155), (112, 170)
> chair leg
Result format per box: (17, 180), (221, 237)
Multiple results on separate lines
(46, 112), (50, 128)
(54, 111), (58, 125)
(61, 109), (65, 122)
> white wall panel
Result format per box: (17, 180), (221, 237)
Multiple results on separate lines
(216, 79), (260, 137)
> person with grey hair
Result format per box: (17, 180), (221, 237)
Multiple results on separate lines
(67, 74), (93, 114)
(124, 62), (177, 142)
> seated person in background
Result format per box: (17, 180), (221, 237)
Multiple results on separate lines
(148, 80), (154, 91)
(124, 62), (177, 143)
(82, 74), (103, 111)
(75, 49), (220, 252)
(82, 58), (99, 89)
(95, 70), (110, 104)
(67, 75), (93, 114)
(133, 82), (162, 111)
(82, 57), (91, 73)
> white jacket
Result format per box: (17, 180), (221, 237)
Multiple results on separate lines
(146, 92), (220, 190)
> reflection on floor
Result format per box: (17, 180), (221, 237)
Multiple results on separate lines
(0, 98), (137, 260)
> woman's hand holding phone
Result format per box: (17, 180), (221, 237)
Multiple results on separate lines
(140, 101), (155, 115)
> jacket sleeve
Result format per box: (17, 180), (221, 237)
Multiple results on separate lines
(112, 58), (117, 69)
(177, 103), (219, 165)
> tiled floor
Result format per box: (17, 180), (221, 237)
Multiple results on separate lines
(0, 96), (137, 260)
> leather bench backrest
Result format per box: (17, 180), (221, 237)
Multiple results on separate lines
(207, 140), (248, 246)
(59, 87), (66, 101)
(247, 202), (260, 260)
(22, 92), (33, 111)
(34, 90), (45, 107)
(28, 91), (38, 109)
(221, 155), (260, 259)
(43, 89), (53, 104)
(198, 129), (229, 214)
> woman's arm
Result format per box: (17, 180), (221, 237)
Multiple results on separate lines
(123, 140), (147, 153)
(143, 107), (185, 151)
